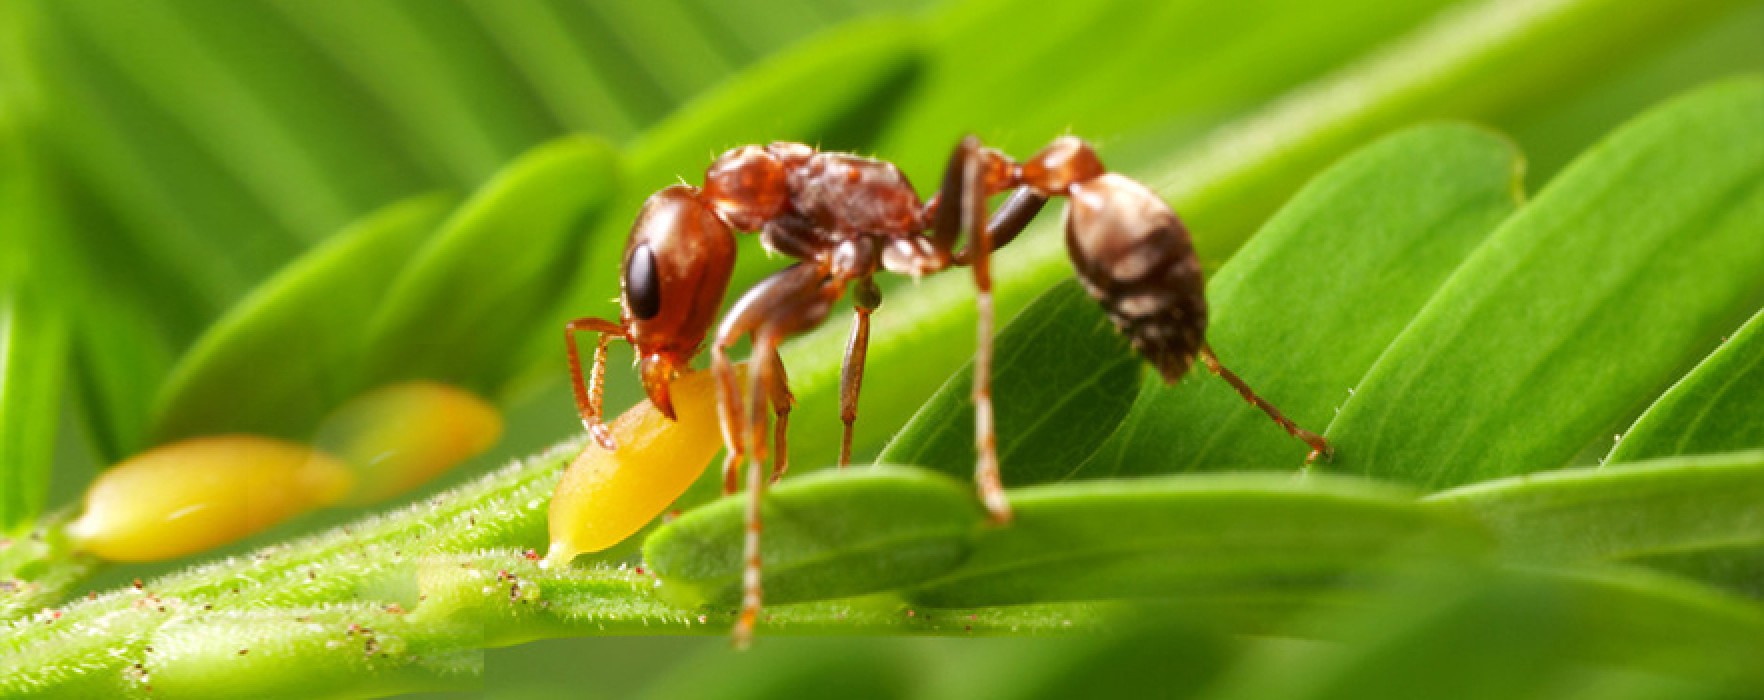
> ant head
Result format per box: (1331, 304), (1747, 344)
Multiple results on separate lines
(702, 145), (790, 231)
(622, 185), (736, 418)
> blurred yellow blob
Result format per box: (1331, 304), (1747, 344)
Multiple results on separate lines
(316, 381), (503, 506)
(67, 436), (354, 562)
(547, 369), (726, 565)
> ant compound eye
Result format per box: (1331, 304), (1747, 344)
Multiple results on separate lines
(625, 243), (663, 320)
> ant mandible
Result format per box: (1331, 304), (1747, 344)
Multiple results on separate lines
(565, 135), (1331, 646)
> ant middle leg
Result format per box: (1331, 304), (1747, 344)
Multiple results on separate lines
(764, 350), (793, 482)
(712, 263), (833, 495)
(837, 277), (882, 467)
(734, 329), (782, 650)
(566, 317), (626, 450)
(718, 267), (841, 650)
(711, 342), (747, 495)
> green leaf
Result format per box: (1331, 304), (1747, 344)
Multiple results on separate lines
(577, 2), (738, 105)
(1083, 123), (1524, 476)
(630, 638), (920, 700)
(984, 614), (1232, 700)
(1203, 566), (1764, 699)
(21, 1), (295, 316)
(1329, 77), (1764, 488)
(1624, 541), (1764, 602)
(909, 473), (1485, 609)
(159, 0), (442, 208)
(644, 467), (982, 607)
(1425, 451), (1764, 568)
(1155, 0), (1746, 265)
(149, 193), (456, 445)
(49, 1), (358, 242)
(878, 279), (1140, 484)
(458, 0), (647, 140)
(263, 1), (554, 185)
(1609, 307), (1764, 462)
(0, 287), (65, 529)
(872, 0), (1472, 185)
(363, 136), (618, 393)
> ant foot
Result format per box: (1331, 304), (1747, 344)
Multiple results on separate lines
(587, 422), (618, 451)
(732, 607), (758, 650)
(723, 463), (740, 495)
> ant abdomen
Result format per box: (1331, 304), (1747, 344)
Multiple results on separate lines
(1063, 173), (1207, 382)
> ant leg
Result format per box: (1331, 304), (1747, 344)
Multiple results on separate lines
(838, 278), (882, 467)
(765, 351), (793, 482)
(566, 317), (625, 450)
(953, 188), (1050, 265)
(1198, 344), (1333, 463)
(951, 137), (1015, 522)
(711, 343), (747, 495)
(929, 136), (1021, 522)
(717, 265), (842, 649)
(733, 330), (785, 650)
(713, 263), (832, 495)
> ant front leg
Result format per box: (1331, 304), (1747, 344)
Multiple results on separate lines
(566, 317), (626, 450)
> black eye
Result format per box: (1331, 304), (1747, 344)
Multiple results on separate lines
(624, 243), (662, 320)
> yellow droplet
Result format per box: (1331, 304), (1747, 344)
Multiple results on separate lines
(547, 369), (726, 565)
(316, 381), (503, 506)
(68, 436), (354, 562)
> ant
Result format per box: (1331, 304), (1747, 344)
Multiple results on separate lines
(566, 135), (1331, 646)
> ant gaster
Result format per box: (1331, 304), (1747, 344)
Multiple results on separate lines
(566, 136), (1331, 647)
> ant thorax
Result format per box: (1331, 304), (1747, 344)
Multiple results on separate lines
(781, 151), (925, 237)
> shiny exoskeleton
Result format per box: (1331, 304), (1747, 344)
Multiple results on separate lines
(566, 136), (1331, 647)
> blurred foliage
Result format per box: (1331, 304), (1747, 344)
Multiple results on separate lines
(1, 0), (1763, 698)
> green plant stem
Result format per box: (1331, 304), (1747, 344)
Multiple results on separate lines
(0, 440), (1096, 696)
(0, 512), (99, 620)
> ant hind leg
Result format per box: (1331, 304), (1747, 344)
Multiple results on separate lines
(933, 136), (1015, 523)
(1198, 344), (1333, 464)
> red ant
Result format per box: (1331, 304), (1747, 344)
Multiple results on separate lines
(566, 136), (1330, 646)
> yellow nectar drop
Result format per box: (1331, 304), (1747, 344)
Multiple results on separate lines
(68, 435), (354, 562)
(547, 369), (726, 565)
(316, 380), (503, 505)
